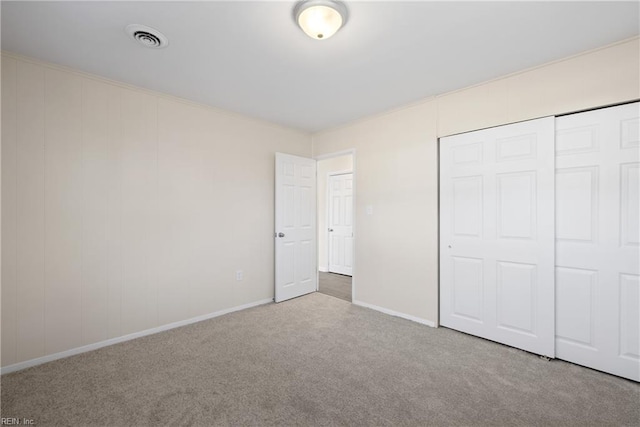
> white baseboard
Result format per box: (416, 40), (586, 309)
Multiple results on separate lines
(353, 300), (436, 327)
(318, 267), (329, 273)
(1, 298), (273, 375)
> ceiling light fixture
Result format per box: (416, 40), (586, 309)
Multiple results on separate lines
(294, 0), (348, 40)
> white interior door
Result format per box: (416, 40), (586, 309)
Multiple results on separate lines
(328, 173), (353, 276)
(555, 102), (640, 381)
(275, 153), (317, 303)
(440, 117), (556, 357)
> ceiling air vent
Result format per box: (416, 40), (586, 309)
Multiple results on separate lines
(125, 24), (169, 49)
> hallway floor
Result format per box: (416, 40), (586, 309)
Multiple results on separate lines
(318, 272), (352, 302)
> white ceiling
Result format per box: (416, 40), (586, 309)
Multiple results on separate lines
(2, 1), (638, 132)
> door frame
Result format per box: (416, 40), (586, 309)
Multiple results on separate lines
(315, 149), (357, 302)
(326, 170), (353, 274)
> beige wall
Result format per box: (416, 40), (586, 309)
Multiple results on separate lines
(436, 38), (640, 137)
(317, 155), (353, 272)
(2, 37), (639, 368)
(1, 54), (311, 368)
(313, 102), (439, 324)
(312, 37), (640, 326)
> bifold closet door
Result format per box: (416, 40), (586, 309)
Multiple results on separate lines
(440, 117), (555, 357)
(555, 102), (639, 381)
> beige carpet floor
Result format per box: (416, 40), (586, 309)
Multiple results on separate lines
(1, 292), (639, 426)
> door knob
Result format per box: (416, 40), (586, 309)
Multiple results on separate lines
(278, 232), (285, 238)
(328, 228), (334, 232)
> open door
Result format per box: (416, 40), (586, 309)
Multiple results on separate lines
(275, 153), (317, 302)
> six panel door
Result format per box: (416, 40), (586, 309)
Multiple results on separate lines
(274, 153), (317, 303)
(440, 117), (556, 357)
(328, 173), (353, 276)
(555, 102), (640, 381)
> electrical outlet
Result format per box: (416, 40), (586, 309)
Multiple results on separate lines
(236, 270), (243, 281)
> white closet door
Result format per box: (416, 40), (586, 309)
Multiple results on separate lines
(555, 102), (640, 381)
(440, 117), (555, 357)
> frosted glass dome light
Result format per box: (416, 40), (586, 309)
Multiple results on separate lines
(294, 0), (348, 40)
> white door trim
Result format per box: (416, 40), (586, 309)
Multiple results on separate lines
(315, 149), (355, 161)
(314, 149), (357, 302)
